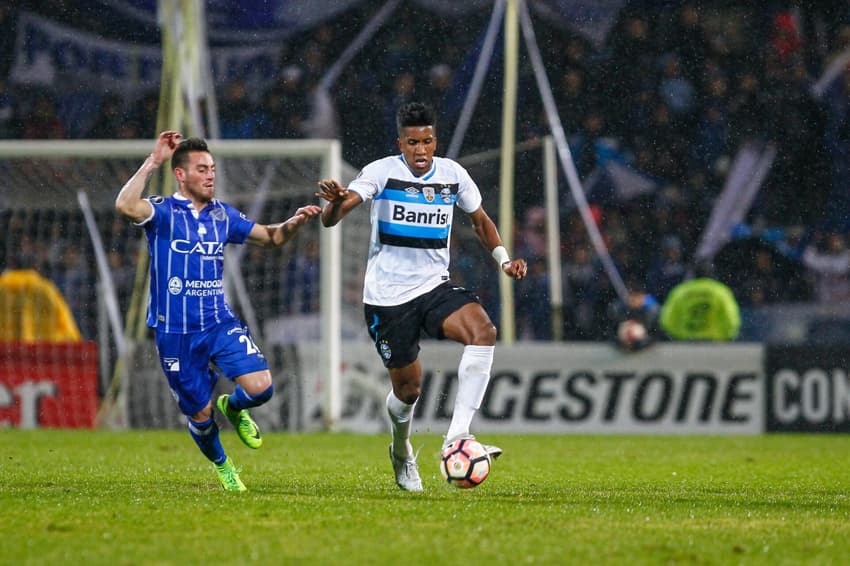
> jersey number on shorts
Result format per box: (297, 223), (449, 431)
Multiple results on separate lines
(239, 334), (262, 356)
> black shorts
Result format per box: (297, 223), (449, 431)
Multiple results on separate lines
(364, 281), (481, 369)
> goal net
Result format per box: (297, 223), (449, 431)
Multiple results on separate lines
(0, 139), (370, 430)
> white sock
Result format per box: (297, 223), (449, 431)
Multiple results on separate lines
(386, 390), (415, 459)
(446, 345), (494, 440)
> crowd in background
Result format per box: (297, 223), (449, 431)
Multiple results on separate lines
(3, 0), (850, 343)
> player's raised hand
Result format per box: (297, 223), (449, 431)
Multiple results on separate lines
(502, 258), (528, 280)
(316, 179), (348, 203)
(152, 131), (181, 166)
(289, 205), (323, 226)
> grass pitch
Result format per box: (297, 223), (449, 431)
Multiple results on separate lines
(3, 430), (850, 565)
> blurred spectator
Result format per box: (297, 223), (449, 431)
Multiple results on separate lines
(515, 206), (547, 261)
(219, 79), (260, 139)
(88, 93), (127, 138)
(770, 12), (803, 62)
(107, 249), (135, 313)
(383, 71), (416, 150)
(51, 246), (95, 338)
(426, 63), (454, 131)
(259, 65), (310, 139)
(22, 93), (66, 139)
(561, 245), (599, 340)
(690, 102), (730, 175)
(0, 79), (20, 138)
(801, 231), (850, 303)
(557, 68), (589, 132)
(516, 256), (552, 341)
(647, 234), (687, 300)
(282, 238), (320, 315)
(127, 92), (159, 138)
(727, 70), (768, 144)
(660, 2), (708, 87)
(658, 53), (696, 117)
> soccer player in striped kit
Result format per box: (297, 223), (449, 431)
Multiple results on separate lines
(116, 131), (321, 491)
(316, 102), (527, 491)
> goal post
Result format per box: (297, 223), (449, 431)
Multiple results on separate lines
(0, 138), (352, 430)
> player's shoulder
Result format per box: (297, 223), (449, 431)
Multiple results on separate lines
(432, 156), (472, 182)
(358, 155), (398, 176)
(433, 155), (466, 173)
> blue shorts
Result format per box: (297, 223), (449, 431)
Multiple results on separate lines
(154, 320), (268, 416)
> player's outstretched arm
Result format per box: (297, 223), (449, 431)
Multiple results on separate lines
(468, 207), (528, 280)
(115, 131), (181, 223)
(315, 179), (362, 227)
(247, 205), (323, 248)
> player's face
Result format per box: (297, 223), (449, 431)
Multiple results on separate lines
(177, 151), (216, 205)
(398, 125), (436, 175)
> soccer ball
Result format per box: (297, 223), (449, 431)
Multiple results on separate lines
(440, 437), (491, 489)
(617, 319), (647, 350)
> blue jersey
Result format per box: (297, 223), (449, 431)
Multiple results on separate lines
(141, 194), (255, 333)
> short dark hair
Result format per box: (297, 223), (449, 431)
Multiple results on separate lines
(172, 137), (210, 170)
(396, 102), (436, 135)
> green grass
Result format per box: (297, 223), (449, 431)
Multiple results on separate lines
(3, 431), (850, 565)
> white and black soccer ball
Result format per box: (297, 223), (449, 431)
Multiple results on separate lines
(617, 319), (647, 350)
(440, 437), (491, 489)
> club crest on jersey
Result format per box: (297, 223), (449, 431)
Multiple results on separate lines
(212, 208), (226, 221)
(163, 358), (180, 372)
(440, 186), (453, 203)
(423, 186), (435, 202)
(379, 340), (392, 361)
(168, 276), (183, 295)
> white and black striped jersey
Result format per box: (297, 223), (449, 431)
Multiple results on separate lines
(348, 154), (482, 306)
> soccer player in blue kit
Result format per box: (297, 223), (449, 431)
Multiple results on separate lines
(316, 102), (527, 491)
(116, 131), (321, 491)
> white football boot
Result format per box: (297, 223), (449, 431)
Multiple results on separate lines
(389, 444), (423, 492)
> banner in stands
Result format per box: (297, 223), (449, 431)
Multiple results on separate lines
(300, 342), (764, 434)
(765, 345), (850, 432)
(10, 12), (285, 94)
(0, 342), (99, 428)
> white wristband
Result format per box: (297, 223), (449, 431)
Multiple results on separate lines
(491, 245), (510, 266)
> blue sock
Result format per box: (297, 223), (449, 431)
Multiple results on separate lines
(228, 384), (273, 411)
(188, 417), (226, 465)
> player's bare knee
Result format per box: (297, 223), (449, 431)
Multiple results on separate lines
(470, 322), (497, 346)
(395, 383), (420, 404)
(239, 369), (273, 394)
(191, 405), (213, 422)
(256, 371), (273, 391)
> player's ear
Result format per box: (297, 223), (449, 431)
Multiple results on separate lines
(396, 137), (403, 152)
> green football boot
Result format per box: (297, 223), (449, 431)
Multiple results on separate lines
(213, 458), (246, 492)
(216, 394), (262, 449)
